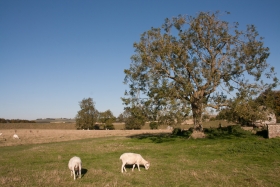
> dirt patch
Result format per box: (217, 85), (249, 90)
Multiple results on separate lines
(190, 131), (206, 139)
(0, 129), (171, 147)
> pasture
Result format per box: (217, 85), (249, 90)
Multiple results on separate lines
(0, 123), (280, 186)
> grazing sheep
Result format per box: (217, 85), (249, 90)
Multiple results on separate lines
(68, 156), (82, 180)
(0, 133), (4, 140)
(120, 153), (150, 173)
(13, 134), (19, 139)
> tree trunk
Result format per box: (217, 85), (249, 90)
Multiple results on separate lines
(191, 102), (203, 131)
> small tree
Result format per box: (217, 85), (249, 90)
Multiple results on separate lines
(99, 110), (116, 130)
(255, 89), (280, 122)
(117, 113), (124, 122)
(123, 106), (146, 130)
(75, 98), (99, 129)
(149, 121), (159, 129)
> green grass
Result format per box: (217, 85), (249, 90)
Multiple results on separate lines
(1, 128), (280, 187)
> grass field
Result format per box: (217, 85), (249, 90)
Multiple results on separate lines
(0, 124), (280, 187)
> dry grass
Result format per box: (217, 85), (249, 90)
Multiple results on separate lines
(0, 129), (171, 147)
(0, 123), (76, 129)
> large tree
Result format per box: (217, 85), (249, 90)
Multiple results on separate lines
(123, 11), (278, 131)
(75, 98), (99, 130)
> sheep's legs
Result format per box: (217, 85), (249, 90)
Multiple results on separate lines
(71, 169), (76, 180)
(78, 164), (82, 178)
(137, 164), (140, 171)
(132, 164), (140, 171)
(121, 163), (127, 173)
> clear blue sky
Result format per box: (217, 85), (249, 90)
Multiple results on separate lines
(1, 0), (279, 120)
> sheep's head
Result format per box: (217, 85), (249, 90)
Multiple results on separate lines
(145, 162), (150, 170)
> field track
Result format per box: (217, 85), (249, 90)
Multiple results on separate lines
(0, 129), (171, 147)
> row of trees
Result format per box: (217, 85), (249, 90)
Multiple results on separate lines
(0, 118), (36, 123)
(75, 98), (117, 130)
(117, 88), (280, 130)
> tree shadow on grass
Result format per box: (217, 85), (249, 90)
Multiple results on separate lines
(128, 125), (262, 142)
(204, 125), (264, 139)
(128, 132), (179, 143)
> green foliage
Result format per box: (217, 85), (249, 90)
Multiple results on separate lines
(123, 106), (147, 129)
(75, 98), (99, 130)
(104, 123), (115, 130)
(172, 128), (192, 137)
(0, 118), (35, 123)
(116, 113), (124, 122)
(149, 121), (159, 129)
(99, 110), (116, 129)
(255, 89), (280, 122)
(124, 117), (144, 130)
(123, 11), (278, 131)
(217, 89), (279, 125)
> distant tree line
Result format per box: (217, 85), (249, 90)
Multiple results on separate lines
(0, 118), (36, 123)
(77, 89), (280, 131)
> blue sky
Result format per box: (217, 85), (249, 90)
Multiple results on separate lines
(0, 0), (279, 120)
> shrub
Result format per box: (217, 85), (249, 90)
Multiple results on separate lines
(149, 122), (159, 129)
(93, 124), (100, 130)
(104, 123), (115, 130)
(172, 128), (191, 137)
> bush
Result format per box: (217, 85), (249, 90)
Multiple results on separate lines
(104, 123), (115, 130)
(172, 128), (181, 135)
(93, 124), (100, 130)
(172, 128), (191, 137)
(124, 117), (143, 130)
(149, 122), (159, 129)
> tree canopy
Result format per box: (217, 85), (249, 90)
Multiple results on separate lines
(75, 98), (99, 130)
(255, 89), (280, 122)
(98, 110), (116, 130)
(123, 11), (278, 131)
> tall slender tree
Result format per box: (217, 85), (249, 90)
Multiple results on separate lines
(75, 98), (99, 129)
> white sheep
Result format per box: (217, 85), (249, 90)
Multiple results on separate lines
(68, 156), (82, 180)
(120, 153), (150, 173)
(13, 134), (19, 139)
